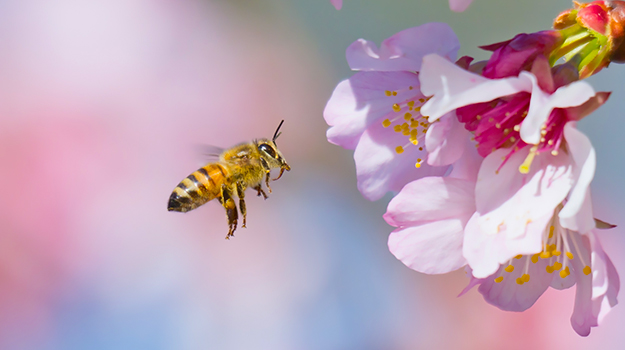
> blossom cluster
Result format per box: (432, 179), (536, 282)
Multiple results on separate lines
(324, 1), (623, 336)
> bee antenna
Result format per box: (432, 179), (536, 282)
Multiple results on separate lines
(272, 120), (285, 142)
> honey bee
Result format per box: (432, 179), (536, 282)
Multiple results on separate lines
(168, 120), (290, 239)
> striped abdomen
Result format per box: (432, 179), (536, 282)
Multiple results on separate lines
(168, 163), (229, 212)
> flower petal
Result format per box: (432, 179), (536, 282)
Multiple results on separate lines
(388, 219), (467, 274)
(521, 74), (597, 144)
(477, 257), (553, 311)
(346, 23), (460, 72)
(354, 121), (447, 201)
(464, 148), (574, 277)
(324, 71), (421, 149)
(425, 112), (469, 166)
(569, 232), (620, 336)
(449, 0), (473, 12)
(386, 177), (474, 274)
(419, 54), (532, 122)
(559, 124), (596, 233)
(384, 177), (475, 226)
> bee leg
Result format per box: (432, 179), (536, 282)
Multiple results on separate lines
(220, 184), (238, 239)
(265, 171), (272, 193)
(253, 184), (268, 200)
(236, 181), (247, 228)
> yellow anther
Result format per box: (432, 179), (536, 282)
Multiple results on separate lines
(552, 250), (561, 256)
(411, 120), (419, 128)
(505, 112), (511, 117)
(495, 276), (504, 283)
(401, 122), (409, 130)
(402, 129), (410, 136)
(414, 106), (421, 112)
(513, 125), (521, 132)
(546, 266), (554, 273)
(392, 103), (401, 112)
(503, 129), (510, 135)
(410, 129), (418, 137)
(519, 146), (538, 174)
(419, 98), (425, 103)
(409, 86), (413, 90)
(540, 251), (551, 259)
(549, 225), (554, 238)
(559, 266), (570, 278)
(547, 140), (554, 145)
(551, 150), (559, 156)
(548, 244), (557, 252)
(415, 162), (421, 168)
(516, 278), (524, 285)
(488, 118), (494, 123)
(514, 255), (522, 260)
(495, 123), (501, 129)
(382, 119), (392, 128)
(418, 147), (423, 151)
(404, 113), (412, 120)
(407, 101), (415, 107)
(566, 252), (574, 260)
(510, 136), (516, 142)
(583, 266), (592, 275)
(553, 261), (562, 270)
(417, 158), (422, 162)
(522, 274), (530, 282)
(385, 90), (392, 96)
(504, 265), (514, 273)
(393, 125), (402, 132)
(395, 146), (404, 154)
(410, 139), (419, 145)
(541, 129), (547, 135)
(392, 91), (397, 96)
(531, 254), (539, 264)
(476, 115), (482, 120)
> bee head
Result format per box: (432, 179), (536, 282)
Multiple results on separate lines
(257, 120), (290, 179)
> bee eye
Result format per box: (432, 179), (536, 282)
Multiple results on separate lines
(258, 144), (276, 158)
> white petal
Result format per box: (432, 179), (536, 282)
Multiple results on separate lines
(559, 124), (596, 233)
(419, 54), (532, 122)
(521, 74), (597, 144)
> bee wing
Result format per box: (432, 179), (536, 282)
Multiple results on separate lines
(196, 144), (225, 160)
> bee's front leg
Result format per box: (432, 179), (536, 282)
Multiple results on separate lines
(220, 184), (238, 239)
(236, 181), (247, 228)
(253, 184), (268, 200)
(264, 171), (272, 193)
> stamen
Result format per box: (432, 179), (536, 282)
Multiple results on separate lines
(392, 104), (401, 112)
(395, 146), (404, 154)
(583, 266), (592, 275)
(504, 265), (514, 273)
(521, 274), (530, 282)
(385, 90), (392, 96)
(495, 276), (504, 283)
(382, 119), (392, 128)
(519, 146), (538, 174)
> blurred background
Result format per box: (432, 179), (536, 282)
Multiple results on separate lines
(0, 0), (623, 349)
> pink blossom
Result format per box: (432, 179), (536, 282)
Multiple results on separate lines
(324, 23), (468, 200)
(464, 220), (619, 336)
(330, 0), (342, 10)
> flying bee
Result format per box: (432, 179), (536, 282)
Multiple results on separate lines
(168, 120), (291, 239)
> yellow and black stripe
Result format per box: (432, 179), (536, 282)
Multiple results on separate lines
(168, 163), (229, 212)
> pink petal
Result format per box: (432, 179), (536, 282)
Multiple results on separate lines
(354, 120), (447, 201)
(346, 23), (460, 72)
(569, 232), (619, 336)
(388, 219), (467, 274)
(386, 177), (475, 274)
(521, 74), (597, 144)
(384, 177), (475, 226)
(448, 139), (483, 182)
(324, 71), (421, 149)
(449, 0), (473, 12)
(419, 54), (532, 122)
(477, 258), (553, 311)
(464, 148), (574, 277)
(330, 0), (342, 10)
(464, 211), (552, 278)
(559, 124), (596, 233)
(425, 112), (469, 166)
